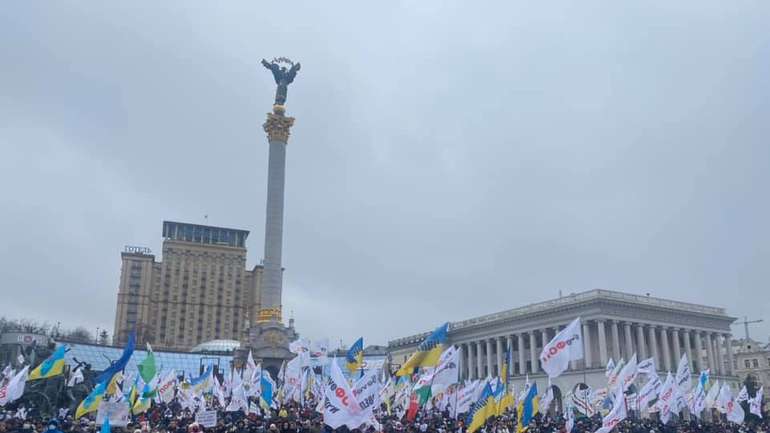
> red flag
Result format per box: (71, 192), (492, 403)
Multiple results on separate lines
(406, 393), (419, 422)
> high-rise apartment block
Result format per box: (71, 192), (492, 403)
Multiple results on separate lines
(113, 221), (263, 351)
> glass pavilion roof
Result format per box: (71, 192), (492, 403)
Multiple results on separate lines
(60, 342), (233, 377)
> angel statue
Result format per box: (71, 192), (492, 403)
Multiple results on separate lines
(261, 57), (301, 106)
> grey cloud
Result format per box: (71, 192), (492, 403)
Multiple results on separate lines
(1, 1), (769, 347)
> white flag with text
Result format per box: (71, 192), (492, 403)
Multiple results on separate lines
(540, 318), (583, 378)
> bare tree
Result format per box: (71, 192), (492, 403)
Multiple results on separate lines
(63, 327), (93, 343)
(0, 317), (52, 335)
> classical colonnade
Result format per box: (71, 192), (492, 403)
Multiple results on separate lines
(456, 319), (733, 380)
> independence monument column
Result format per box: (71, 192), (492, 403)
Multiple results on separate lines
(246, 57), (301, 373)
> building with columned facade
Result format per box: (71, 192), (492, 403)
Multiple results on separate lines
(388, 289), (738, 405)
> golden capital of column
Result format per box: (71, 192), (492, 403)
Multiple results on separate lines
(263, 105), (295, 143)
(256, 307), (282, 323)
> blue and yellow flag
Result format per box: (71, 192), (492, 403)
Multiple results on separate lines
(189, 364), (213, 393)
(95, 332), (135, 385)
(466, 383), (497, 433)
(396, 323), (449, 376)
(346, 337), (364, 374)
(76, 380), (107, 419)
(28, 345), (66, 381)
(260, 371), (275, 409)
(132, 383), (153, 415)
(516, 382), (539, 433)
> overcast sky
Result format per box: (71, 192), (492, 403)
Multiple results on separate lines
(1, 2), (769, 348)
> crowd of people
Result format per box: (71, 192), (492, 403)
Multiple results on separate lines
(1, 397), (767, 433)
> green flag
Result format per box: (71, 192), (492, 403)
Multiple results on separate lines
(137, 343), (156, 384)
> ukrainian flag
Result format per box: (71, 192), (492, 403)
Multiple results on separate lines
(189, 364), (213, 394)
(466, 383), (497, 433)
(105, 371), (123, 397)
(76, 380), (108, 419)
(516, 382), (539, 433)
(28, 345), (66, 381)
(132, 383), (153, 415)
(396, 323), (449, 376)
(260, 371), (275, 410)
(346, 337), (364, 374)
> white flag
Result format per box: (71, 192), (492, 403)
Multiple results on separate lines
(726, 394), (745, 424)
(595, 387), (627, 433)
(638, 372), (662, 410)
(689, 380), (707, 417)
(654, 372), (676, 423)
(540, 317), (583, 378)
(750, 387), (763, 418)
(605, 358), (615, 378)
(615, 354), (638, 392)
(0, 366), (28, 406)
(352, 367), (381, 413)
(67, 368), (84, 387)
(607, 358), (625, 389)
(212, 376), (227, 409)
(540, 384), (554, 412)
(226, 384), (248, 412)
(431, 346), (460, 395)
(455, 380), (480, 415)
(565, 404), (575, 433)
(323, 359), (371, 429)
(736, 385), (749, 403)
(704, 379), (720, 409)
(716, 383), (733, 414)
(156, 372), (178, 403)
(675, 354), (692, 392)
(637, 357), (655, 376)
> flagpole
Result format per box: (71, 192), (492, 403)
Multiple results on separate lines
(453, 384), (459, 420)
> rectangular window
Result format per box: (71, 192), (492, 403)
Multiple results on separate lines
(745, 359), (751, 368)
(752, 359), (759, 368)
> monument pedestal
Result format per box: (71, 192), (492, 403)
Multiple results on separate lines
(242, 321), (298, 377)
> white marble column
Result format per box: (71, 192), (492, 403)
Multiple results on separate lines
(636, 323), (647, 359)
(724, 333), (734, 375)
(597, 320), (608, 366)
(671, 329), (681, 363)
(648, 326), (659, 370)
(475, 341), (483, 379)
(496, 337), (504, 377)
(583, 321), (593, 368)
(529, 330), (538, 373)
(683, 330), (694, 372)
(623, 322), (634, 359)
(660, 327), (671, 371)
(506, 335), (513, 377)
(705, 333), (715, 372)
(458, 344), (465, 379)
(715, 334), (724, 375)
(611, 320), (621, 360)
(518, 333), (526, 375)
(693, 332), (703, 372)
(485, 339), (493, 378)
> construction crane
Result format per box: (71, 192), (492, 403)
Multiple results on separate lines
(735, 316), (764, 340)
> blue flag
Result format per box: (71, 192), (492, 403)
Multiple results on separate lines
(95, 332), (135, 384)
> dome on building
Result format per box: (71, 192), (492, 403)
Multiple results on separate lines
(191, 339), (241, 353)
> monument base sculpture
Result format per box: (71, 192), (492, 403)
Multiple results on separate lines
(240, 320), (298, 377)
